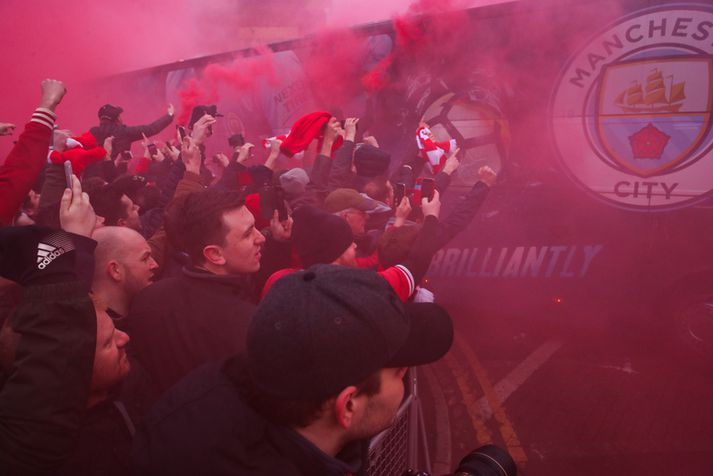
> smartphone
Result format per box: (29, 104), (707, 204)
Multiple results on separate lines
(177, 125), (187, 141)
(259, 186), (277, 221)
(147, 143), (158, 157)
(274, 186), (288, 221)
(394, 182), (406, 207)
(228, 133), (245, 148)
(421, 178), (435, 202)
(64, 160), (73, 190)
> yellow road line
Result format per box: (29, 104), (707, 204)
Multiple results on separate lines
(455, 334), (528, 465)
(443, 350), (494, 445)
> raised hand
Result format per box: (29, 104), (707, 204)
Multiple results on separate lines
(343, 117), (359, 142)
(270, 210), (293, 242)
(442, 147), (461, 175)
(237, 142), (255, 164)
(362, 134), (379, 148)
(421, 189), (441, 219)
(60, 175), (97, 238)
(181, 136), (201, 174)
(0, 123), (16, 136)
(191, 114), (216, 145)
(213, 153), (230, 168)
(39, 79), (67, 111)
(103, 136), (114, 159)
(394, 196), (412, 227)
(478, 165), (497, 187)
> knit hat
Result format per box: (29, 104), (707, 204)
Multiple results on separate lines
(291, 206), (353, 267)
(279, 168), (310, 198)
(247, 264), (454, 399)
(324, 188), (378, 214)
(354, 144), (391, 178)
(98, 104), (123, 122)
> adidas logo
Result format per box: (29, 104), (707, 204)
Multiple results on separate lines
(37, 242), (65, 270)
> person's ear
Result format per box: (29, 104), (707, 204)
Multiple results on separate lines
(107, 260), (122, 282)
(334, 385), (359, 429)
(203, 245), (226, 266)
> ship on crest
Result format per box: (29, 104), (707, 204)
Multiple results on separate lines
(614, 68), (686, 113)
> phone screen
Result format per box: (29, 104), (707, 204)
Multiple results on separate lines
(394, 183), (406, 207)
(421, 178), (435, 202)
(275, 186), (288, 221)
(259, 186), (277, 221)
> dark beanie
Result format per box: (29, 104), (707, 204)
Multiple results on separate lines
(292, 206), (353, 267)
(354, 144), (391, 178)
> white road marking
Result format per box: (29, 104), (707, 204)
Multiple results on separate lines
(477, 340), (564, 420)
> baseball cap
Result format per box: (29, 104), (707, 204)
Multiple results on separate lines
(324, 188), (378, 214)
(98, 104), (123, 121)
(246, 265), (453, 399)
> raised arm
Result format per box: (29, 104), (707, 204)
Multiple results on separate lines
(0, 79), (66, 226)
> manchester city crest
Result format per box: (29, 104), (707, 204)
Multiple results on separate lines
(551, 4), (713, 210)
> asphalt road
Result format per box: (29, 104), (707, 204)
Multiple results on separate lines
(418, 306), (713, 475)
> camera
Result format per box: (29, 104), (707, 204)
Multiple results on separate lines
(402, 444), (516, 476)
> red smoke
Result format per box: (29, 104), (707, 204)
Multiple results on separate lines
(174, 47), (278, 125)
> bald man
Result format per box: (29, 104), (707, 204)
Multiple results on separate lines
(92, 226), (158, 326)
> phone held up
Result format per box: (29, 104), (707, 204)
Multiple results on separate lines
(177, 125), (187, 141)
(394, 182), (406, 207)
(420, 178), (435, 202)
(64, 160), (73, 191)
(259, 185), (289, 222)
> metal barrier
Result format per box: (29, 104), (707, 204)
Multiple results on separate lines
(367, 367), (432, 476)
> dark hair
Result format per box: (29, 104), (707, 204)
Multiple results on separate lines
(165, 189), (245, 265)
(135, 185), (161, 214)
(377, 225), (421, 268)
(363, 176), (390, 203)
(88, 185), (126, 225)
(228, 356), (382, 428)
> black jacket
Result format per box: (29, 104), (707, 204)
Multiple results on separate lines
(90, 114), (174, 159)
(127, 267), (257, 397)
(133, 357), (366, 476)
(0, 281), (96, 475)
(55, 399), (135, 476)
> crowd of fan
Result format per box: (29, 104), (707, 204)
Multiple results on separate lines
(0, 79), (497, 475)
